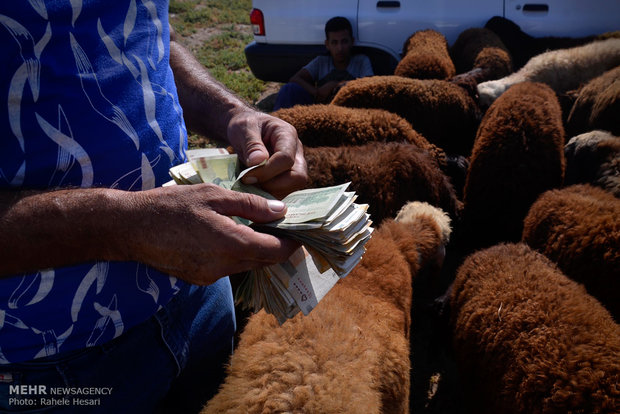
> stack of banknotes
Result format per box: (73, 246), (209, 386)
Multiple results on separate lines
(167, 148), (373, 323)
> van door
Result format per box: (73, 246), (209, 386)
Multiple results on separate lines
(259, 0), (359, 44)
(504, 0), (620, 38)
(356, 0), (503, 58)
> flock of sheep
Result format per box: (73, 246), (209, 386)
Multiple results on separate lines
(203, 16), (619, 413)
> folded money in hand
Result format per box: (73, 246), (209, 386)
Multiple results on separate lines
(167, 149), (373, 324)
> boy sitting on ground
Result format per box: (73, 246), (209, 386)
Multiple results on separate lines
(273, 16), (373, 110)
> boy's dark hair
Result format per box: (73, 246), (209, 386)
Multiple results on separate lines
(325, 16), (353, 39)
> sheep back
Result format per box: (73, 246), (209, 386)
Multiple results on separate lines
(450, 242), (620, 414)
(477, 37), (620, 108)
(331, 76), (481, 156)
(484, 16), (606, 70)
(394, 29), (456, 80)
(462, 82), (565, 250)
(566, 65), (620, 137)
(564, 130), (620, 197)
(271, 104), (446, 167)
(304, 142), (462, 224)
(202, 202), (451, 414)
(522, 184), (620, 319)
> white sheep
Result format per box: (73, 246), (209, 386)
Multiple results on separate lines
(477, 37), (620, 108)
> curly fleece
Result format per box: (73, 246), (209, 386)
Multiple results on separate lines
(522, 184), (620, 319)
(450, 243), (620, 414)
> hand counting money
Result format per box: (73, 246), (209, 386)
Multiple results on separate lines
(167, 150), (373, 323)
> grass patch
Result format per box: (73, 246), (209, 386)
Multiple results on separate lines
(169, 0), (271, 105)
(170, 0), (251, 33)
(169, 0), (274, 146)
(199, 29), (253, 70)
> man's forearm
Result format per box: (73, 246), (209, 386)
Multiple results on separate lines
(169, 39), (251, 142)
(0, 188), (138, 277)
(290, 71), (317, 99)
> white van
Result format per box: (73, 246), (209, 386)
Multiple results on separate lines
(245, 0), (620, 82)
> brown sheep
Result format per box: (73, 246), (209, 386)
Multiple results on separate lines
(566, 65), (620, 137)
(564, 130), (620, 197)
(448, 27), (513, 102)
(477, 37), (620, 108)
(304, 142), (462, 224)
(394, 29), (456, 80)
(271, 104), (446, 168)
(461, 82), (565, 251)
(522, 184), (620, 319)
(449, 27), (513, 82)
(331, 76), (481, 156)
(450, 242), (620, 414)
(202, 202), (452, 414)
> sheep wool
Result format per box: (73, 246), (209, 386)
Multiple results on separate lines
(462, 82), (565, 251)
(394, 29), (456, 80)
(566, 65), (620, 137)
(522, 184), (620, 319)
(202, 202), (451, 414)
(304, 142), (462, 224)
(271, 104), (446, 167)
(331, 76), (481, 156)
(477, 37), (620, 108)
(450, 243), (620, 414)
(483, 16), (605, 70)
(449, 27), (513, 82)
(564, 130), (620, 197)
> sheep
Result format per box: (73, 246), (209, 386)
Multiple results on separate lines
(304, 142), (462, 224)
(449, 27), (513, 83)
(394, 29), (456, 80)
(447, 27), (513, 102)
(271, 104), (446, 168)
(450, 242), (620, 414)
(522, 184), (620, 319)
(461, 82), (565, 252)
(566, 65), (620, 137)
(564, 130), (620, 197)
(331, 76), (481, 156)
(477, 37), (620, 108)
(483, 16), (618, 70)
(201, 201), (452, 414)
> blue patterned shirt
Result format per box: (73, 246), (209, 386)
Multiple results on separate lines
(0, 0), (188, 363)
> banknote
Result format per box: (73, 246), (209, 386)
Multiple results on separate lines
(169, 162), (202, 185)
(274, 183), (349, 225)
(191, 153), (239, 186)
(168, 150), (373, 322)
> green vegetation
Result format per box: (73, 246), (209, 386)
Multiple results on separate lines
(169, 0), (251, 33)
(169, 0), (269, 104)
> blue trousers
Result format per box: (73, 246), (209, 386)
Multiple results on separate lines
(0, 279), (236, 414)
(272, 82), (314, 111)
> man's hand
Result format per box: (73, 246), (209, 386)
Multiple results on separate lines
(170, 39), (308, 199)
(227, 110), (308, 199)
(0, 185), (300, 284)
(315, 80), (341, 103)
(129, 183), (301, 285)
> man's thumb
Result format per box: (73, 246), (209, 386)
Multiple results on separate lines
(217, 192), (287, 224)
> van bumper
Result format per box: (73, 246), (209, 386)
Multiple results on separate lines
(245, 42), (326, 83)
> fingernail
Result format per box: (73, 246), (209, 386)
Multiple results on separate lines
(246, 151), (264, 166)
(242, 176), (258, 184)
(267, 199), (285, 212)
